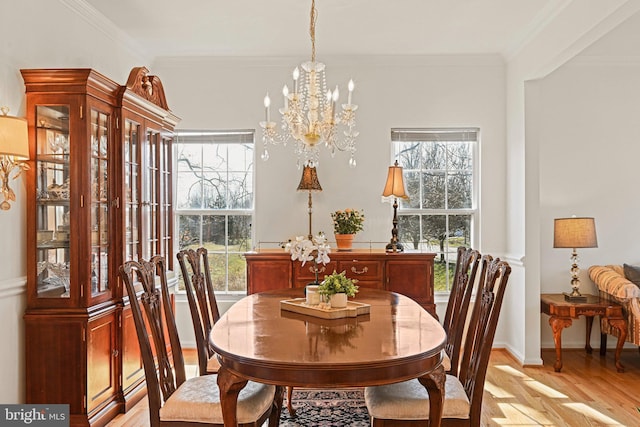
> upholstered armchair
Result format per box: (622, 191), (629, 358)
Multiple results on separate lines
(588, 264), (640, 348)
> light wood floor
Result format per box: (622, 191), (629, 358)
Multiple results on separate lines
(106, 348), (640, 427)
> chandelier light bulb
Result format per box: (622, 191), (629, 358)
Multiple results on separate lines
(282, 85), (289, 109)
(348, 79), (354, 105)
(293, 67), (300, 93)
(263, 93), (271, 122)
(332, 86), (339, 102)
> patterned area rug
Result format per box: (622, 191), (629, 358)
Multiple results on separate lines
(280, 388), (370, 426)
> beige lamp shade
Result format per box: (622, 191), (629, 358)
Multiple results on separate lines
(553, 217), (598, 249)
(0, 115), (29, 160)
(297, 165), (322, 192)
(382, 160), (408, 199)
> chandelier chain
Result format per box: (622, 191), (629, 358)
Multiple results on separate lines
(310, 0), (317, 62)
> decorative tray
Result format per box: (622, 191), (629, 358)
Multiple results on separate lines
(280, 298), (370, 319)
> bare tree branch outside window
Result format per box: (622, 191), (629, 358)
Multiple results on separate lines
(175, 131), (254, 293)
(392, 129), (478, 292)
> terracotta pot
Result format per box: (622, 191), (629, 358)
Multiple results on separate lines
(329, 293), (348, 308)
(335, 233), (355, 251)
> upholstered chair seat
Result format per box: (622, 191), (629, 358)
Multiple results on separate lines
(160, 375), (276, 424)
(365, 376), (470, 421)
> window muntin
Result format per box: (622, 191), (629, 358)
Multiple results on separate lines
(392, 128), (478, 292)
(175, 130), (254, 294)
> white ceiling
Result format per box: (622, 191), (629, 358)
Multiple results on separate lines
(82, 0), (568, 59)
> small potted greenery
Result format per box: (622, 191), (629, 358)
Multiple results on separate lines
(331, 208), (365, 251)
(318, 270), (359, 308)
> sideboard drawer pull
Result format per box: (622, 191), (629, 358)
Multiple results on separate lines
(351, 266), (369, 275)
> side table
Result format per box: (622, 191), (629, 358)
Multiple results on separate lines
(540, 293), (627, 373)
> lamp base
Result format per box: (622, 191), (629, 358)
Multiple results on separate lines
(563, 292), (587, 302)
(385, 241), (404, 253)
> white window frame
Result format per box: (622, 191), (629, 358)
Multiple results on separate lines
(173, 129), (255, 298)
(391, 128), (479, 293)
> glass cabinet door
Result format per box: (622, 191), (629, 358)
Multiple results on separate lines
(90, 109), (110, 298)
(124, 119), (140, 262)
(159, 134), (173, 265)
(35, 105), (71, 299)
(143, 130), (159, 260)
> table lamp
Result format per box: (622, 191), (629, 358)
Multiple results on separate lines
(297, 165), (322, 240)
(553, 216), (598, 302)
(0, 107), (30, 211)
(382, 160), (409, 252)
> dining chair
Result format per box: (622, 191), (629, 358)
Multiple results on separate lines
(177, 247), (221, 376)
(441, 247), (481, 376)
(119, 256), (283, 427)
(364, 255), (511, 426)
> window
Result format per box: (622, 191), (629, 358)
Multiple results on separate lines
(392, 128), (478, 292)
(175, 130), (254, 294)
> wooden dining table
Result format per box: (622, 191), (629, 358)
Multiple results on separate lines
(209, 287), (447, 426)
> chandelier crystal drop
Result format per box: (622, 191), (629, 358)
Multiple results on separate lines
(259, 0), (359, 168)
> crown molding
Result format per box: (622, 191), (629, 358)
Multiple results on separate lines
(59, 0), (151, 63)
(154, 54), (505, 70)
(502, 0), (574, 62)
(566, 55), (640, 67)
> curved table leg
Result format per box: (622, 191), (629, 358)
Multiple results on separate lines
(217, 365), (248, 427)
(608, 318), (627, 373)
(417, 364), (446, 427)
(585, 315), (594, 354)
(549, 316), (572, 372)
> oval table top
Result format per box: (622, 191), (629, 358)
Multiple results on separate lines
(210, 287), (446, 388)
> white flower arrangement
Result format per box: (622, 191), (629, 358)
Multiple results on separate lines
(285, 232), (331, 266)
(285, 232), (331, 284)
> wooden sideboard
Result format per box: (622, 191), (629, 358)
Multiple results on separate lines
(245, 250), (437, 316)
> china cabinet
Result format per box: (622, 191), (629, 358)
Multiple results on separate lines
(245, 250), (437, 316)
(22, 67), (179, 427)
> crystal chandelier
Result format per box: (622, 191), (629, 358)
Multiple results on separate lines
(260, 0), (359, 168)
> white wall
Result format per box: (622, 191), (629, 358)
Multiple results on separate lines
(0, 0), (147, 403)
(537, 55), (640, 347)
(153, 54), (506, 255)
(504, 0), (640, 364)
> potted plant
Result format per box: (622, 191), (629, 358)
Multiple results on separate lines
(318, 270), (359, 308)
(331, 209), (365, 251)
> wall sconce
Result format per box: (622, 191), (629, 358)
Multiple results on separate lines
(0, 106), (30, 210)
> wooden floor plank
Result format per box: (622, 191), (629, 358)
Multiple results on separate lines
(106, 348), (640, 426)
